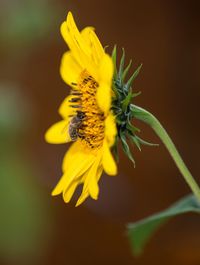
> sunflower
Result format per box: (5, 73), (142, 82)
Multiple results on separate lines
(45, 12), (117, 206)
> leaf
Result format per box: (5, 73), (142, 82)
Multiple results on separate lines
(127, 194), (200, 256)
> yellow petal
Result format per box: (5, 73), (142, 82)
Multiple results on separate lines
(60, 51), (82, 87)
(45, 120), (71, 144)
(82, 152), (102, 200)
(102, 140), (117, 176)
(96, 54), (114, 113)
(62, 140), (94, 172)
(99, 53), (114, 84)
(58, 95), (77, 119)
(89, 166), (103, 199)
(62, 154), (94, 199)
(51, 172), (66, 196)
(104, 113), (117, 147)
(63, 180), (79, 203)
(76, 153), (103, 206)
(75, 166), (103, 206)
(75, 190), (89, 207)
(81, 27), (104, 65)
(81, 26), (94, 46)
(66, 12), (91, 57)
(61, 13), (98, 80)
(51, 141), (95, 196)
(96, 82), (111, 114)
(61, 14), (90, 67)
(52, 151), (94, 197)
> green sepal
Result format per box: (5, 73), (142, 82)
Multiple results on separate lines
(121, 92), (140, 113)
(121, 92), (133, 112)
(122, 60), (132, 81)
(126, 116), (140, 134)
(125, 64), (142, 91)
(128, 134), (158, 151)
(120, 131), (135, 166)
(112, 45), (117, 79)
(111, 47), (156, 164)
(135, 135), (159, 147)
(132, 91), (141, 98)
(118, 48), (125, 79)
(128, 134), (142, 151)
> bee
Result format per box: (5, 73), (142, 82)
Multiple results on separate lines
(69, 111), (85, 141)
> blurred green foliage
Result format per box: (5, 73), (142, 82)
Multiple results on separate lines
(0, 85), (30, 134)
(0, 85), (52, 263)
(0, 0), (61, 49)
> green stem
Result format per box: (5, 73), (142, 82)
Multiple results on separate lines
(131, 104), (200, 202)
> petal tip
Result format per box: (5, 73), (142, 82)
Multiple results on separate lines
(51, 189), (60, 196)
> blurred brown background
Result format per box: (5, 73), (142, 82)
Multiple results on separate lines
(0, 0), (200, 264)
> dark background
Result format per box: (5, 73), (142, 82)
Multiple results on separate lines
(0, 0), (200, 264)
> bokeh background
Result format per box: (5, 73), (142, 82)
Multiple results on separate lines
(0, 0), (200, 264)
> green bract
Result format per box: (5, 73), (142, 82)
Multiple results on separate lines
(111, 46), (157, 164)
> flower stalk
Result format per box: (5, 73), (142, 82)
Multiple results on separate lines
(131, 104), (200, 202)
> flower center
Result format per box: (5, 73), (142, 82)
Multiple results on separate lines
(69, 70), (105, 149)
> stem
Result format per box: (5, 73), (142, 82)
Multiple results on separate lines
(131, 104), (200, 202)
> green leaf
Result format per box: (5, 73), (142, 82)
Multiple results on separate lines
(127, 194), (200, 256)
(126, 64), (143, 91)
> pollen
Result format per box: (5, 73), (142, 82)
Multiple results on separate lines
(70, 70), (105, 149)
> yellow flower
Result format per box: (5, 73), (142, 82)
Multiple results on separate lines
(45, 12), (117, 206)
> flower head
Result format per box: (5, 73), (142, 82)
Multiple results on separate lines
(45, 12), (117, 206)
